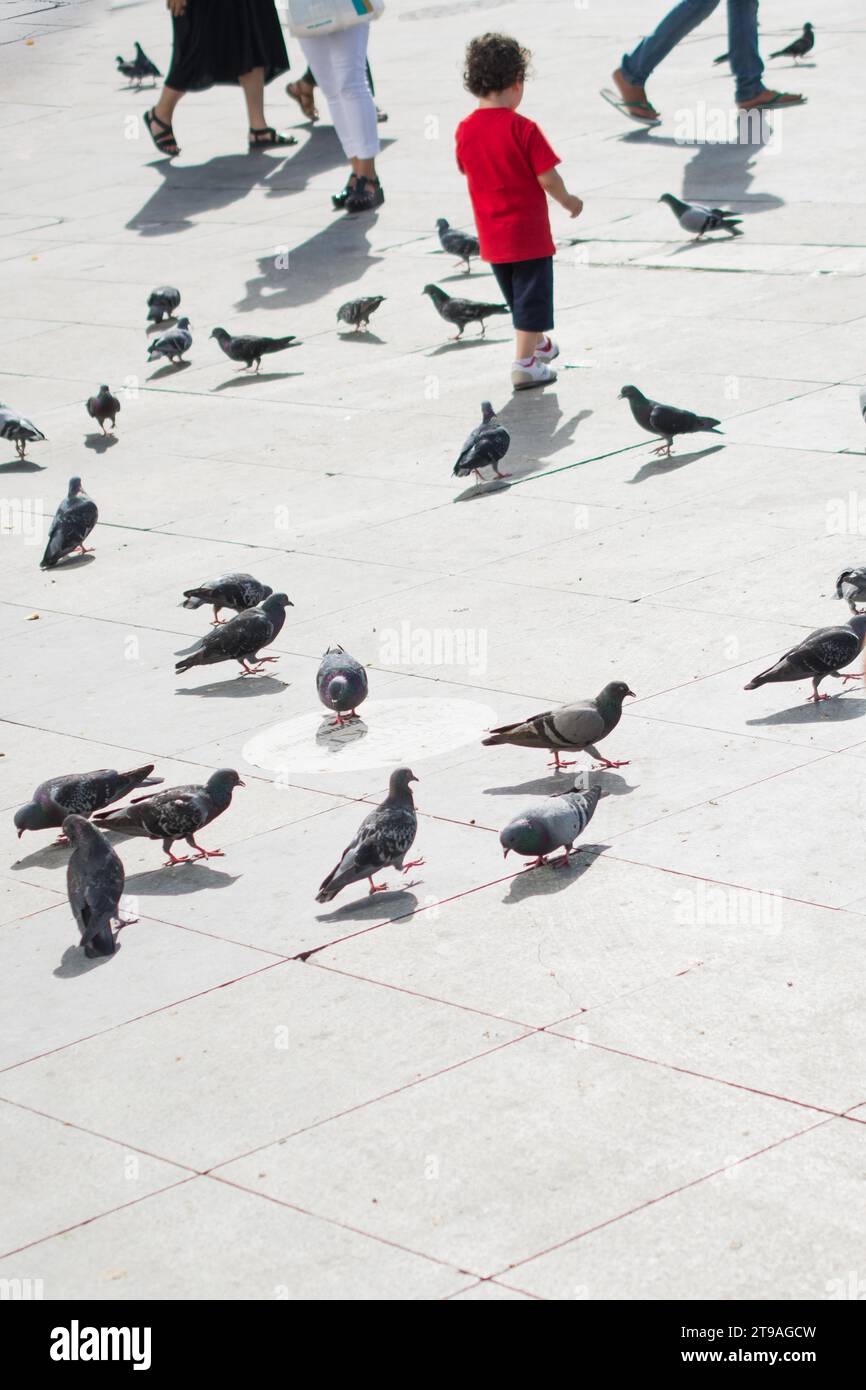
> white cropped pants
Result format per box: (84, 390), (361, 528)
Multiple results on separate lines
(299, 24), (379, 160)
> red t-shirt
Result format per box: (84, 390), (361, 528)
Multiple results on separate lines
(455, 107), (560, 264)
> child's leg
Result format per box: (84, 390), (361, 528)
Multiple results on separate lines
(509, 259), (557, 389)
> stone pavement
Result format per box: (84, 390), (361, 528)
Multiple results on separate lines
(2, 0), (866, 1300)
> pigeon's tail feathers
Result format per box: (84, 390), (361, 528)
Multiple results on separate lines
(175, 651), (204, 674)
(696, 416), (723, 433)
(123, 764), (163, 790)
(182, 593), (206, 610)
(266, 335), (296, 352)
(315, 862), (345, 903)
(482, 721), (526, 747)
(744, 669), (771, 691)
(84, 920), (117, 958)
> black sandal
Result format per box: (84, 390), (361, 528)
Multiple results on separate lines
(144, 108), (180, 157)
(248, 126), (297, 150)
(345, 175), (384, 213)
(331, 175), (358, 210)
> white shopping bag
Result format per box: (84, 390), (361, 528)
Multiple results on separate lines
(287, 0), (384, 38)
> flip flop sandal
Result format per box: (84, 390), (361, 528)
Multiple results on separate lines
(144, 108), (180, 156)
(737, 92), (807, 111)
(286, 80), (319, 121)
(599, 88), (661, 126)
(249, 126), (298, 150)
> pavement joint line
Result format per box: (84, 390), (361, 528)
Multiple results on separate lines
(0, 1176), (198, 1263)
(308, 960), (538, 1033)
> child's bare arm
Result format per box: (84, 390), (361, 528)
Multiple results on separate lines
(537, 167), (583, 218)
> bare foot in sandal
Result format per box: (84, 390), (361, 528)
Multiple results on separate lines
(286, 78), (318, 121)
(612, 68), (660, 121)
(144, 107), (180, 157)
(738, 89), (805, 110)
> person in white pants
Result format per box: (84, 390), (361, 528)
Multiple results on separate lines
(299, 23), (382, 212)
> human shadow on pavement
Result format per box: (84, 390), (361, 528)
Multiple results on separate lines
(236, 211), (384, 314)
(496, 393), (593, 477)
(502, 844), (607, 903)
(628, 443), (724, 483)
(618, 128), (784, 214)
(175, 674), (289, 697)
(747, 695), (866, 726)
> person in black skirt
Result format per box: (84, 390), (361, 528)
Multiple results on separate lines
(145, 0), (295, 156)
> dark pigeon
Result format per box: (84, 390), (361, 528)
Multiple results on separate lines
(770, 23), (814, 60)
(147, 286), (181, 324)
(337, 295), (385, 332)
(182, 573), (273, 624)
(744, 615), (866, 703)
(422, 283), (508, 339)
(500, 783), (602, 868)
(836, 568), (866, 615)
(40, 477), (98, 569)
(147, 317), (192, 363)
(436, 218), (480, 271)
(64, 815), (130, 958)
(484, 681), (635, 772)
(317, 645), (369, 723)
(15, 764), (162, 841)
(175, 592), (292, 676)
(116, 42), (161, 89)
(210, 327), (298, 372)
(619, 384), (723, 457)
(94, 769), (244, 867)
(454, 401), (511, 481)
(316, 767), (422, 901)
(659, 193), (742, 238)
(0, 403), (45, 459)
(86, 384), (120, 435)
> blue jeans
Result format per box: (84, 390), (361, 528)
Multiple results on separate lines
(622, 0), (764, 103)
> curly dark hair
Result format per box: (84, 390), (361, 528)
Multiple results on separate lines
(463, 33), (531, 98)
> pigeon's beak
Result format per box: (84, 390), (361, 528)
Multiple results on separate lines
(502, 848), (510, 858)
(16, 829), (23, 839)
(410, 775), (419, 783)
(237, 779), (246, 788)
(617, 390), (625, 398)
(626, 689), (636, 698)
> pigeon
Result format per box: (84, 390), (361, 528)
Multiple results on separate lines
(182, 573), (273, 625)
(147, 317), (192, 364)
(835, 569), (866, 615)
(210, 327), (298, 372)
(659, 193), (742, 238)
(116, 43), (161, 89)
(859, 384), (866, 428)
(147, 286), (181, 324)
(316, 767), (422, 901)
(15, 764), (162, 841)
(619, 384), (723, 457)
(770, 23), (814, 61)
(453, 401), (511, 481)
(744, 615), (866, 704)
(483, 681), (635, 771)
(436, 218), (480, 271)
(500, 783), (602, 868)
(86, 384), (120, 435)
(175, 592), (292, 676)
(64, 815), (132, 958)
(336, 295), (385, 332)
(40, 477), (98, 569)
(0, 403), (45, 460)
(422, 284), (509, 340)
(317, 645), (369, 723)
(94, 769), (244, 867)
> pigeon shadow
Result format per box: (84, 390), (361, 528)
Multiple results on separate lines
(502, 844), (607, 903)
(337, 330), (385, 345)
(175, 674), (288, 697)
(315, 716), (369, 748)
(211, 371), (303, 392)
(147, 360), (192, 381)
(496, 394), (592, 472)
(453, 476), (512, 501)
(53, 944), (117, 978)
(769, 61), (816, 71)
(11, 842), (70, 873)
(628, 443), (725, 483)
(746, 695), (866, 727)
(315, 887), (418, 922)
(0, 457), (45, 472)
(124, 865), (240, 895)
(484, 770), (634, 798)
(51, 552), (97, 570)
(84, 432), (119, 454)
(426, 335), (504, 356)
(147, 317), (178, 334)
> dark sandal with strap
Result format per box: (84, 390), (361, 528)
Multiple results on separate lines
(345, 175), (384, 214)
(248, 126), (297, 150)
(144, 108), (180, 157)
(331, 175), (358, 210)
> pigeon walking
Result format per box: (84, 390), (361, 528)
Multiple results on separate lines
(147, 286), (181, 324)
(619, 384), (722, 457)
(422, 284), (508, 340)
(336, 295), (385, 332)
(175, 592), (292, 676)
(835, 569), (866, 615)
(86, 384), (120, 435)
(0, 403), (45, 460)
(436, 218), (480, 271)
(744, 616), (866, 703)
(210, 327), (298, 372)
(116, 42), (161, 89)
(147, 317), (192, 364)
(94, 769), (244, 867)
(659, 193), (742, 238)
(182, 573), (273, 624)
(500, 783), (602, 868)
(317, 646), (369, 724)
(40, 477), (98, 569)
(770, 23), (814, 61)
(316, 767), (422, 901)
(483, 682), (635, 771)
(15, 764), (162, 841)
(65, 815), (131, 958)
(453, 401), (511, 481)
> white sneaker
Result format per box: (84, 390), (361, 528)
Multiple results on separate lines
(534, 335), (559, 363)
(511, 356), (558, 390)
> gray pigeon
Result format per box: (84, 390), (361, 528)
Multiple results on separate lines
(0, 403), (45, 460)
(175, 592), (292, 676)
(337, 295), (385, 332)
(15, 764), (162, 841)
(317, 645), (369, 723)
(182, 573), (273, 624)
(744, 615), (866, 703)
(147, 286), (181, 324)
(659, 193), (742, 238)
(147, 317), (192, 363)
(770, 22), (814, 60)
(483, 681), (635, 771)
(454, 401), (511, 481)
(436, 218), (480, 271)
(86, 384), (120, 435)
(422, 284), (509, 340)
(94, 769), (244, 866)
(619, 384), (722, 457)
(116, 42), (161, 89)
(64, 815), (131, 958)
(316, 767), (422, 901)
(500, 783), (602, 868)
(835, 568), (866, 615)
(859, 385), (866, 427)
(40, 477), (98, 569)
(210, 326), (298, 372)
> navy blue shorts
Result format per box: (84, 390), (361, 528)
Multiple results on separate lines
(491, 256), (554, 332)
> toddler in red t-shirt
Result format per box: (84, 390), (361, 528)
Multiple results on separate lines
(456, 33), (584, 390)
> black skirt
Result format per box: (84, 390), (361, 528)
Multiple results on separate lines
(166, 0), (290, 92)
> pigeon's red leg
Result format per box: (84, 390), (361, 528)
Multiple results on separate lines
(211, 607), (227, 625)
(239, 661), (266, 676)
(256, 656), (280, 664)
(593, 757), (630, 769)
(163, 850), (191, 867)
(492, 466), (510, 479)
(839, 674), (862, 682)
(76, 545), (95, 554)
(52, 833), (70, 847)
(547, 752), (577, 771)
(188, 839), (224, 860)
(401, 858), (425, 872)
(651, 442), (672, 456)
(528, 855), (548, 869)
(368, 878), (388, 895)
(554, 849), (574, 868)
